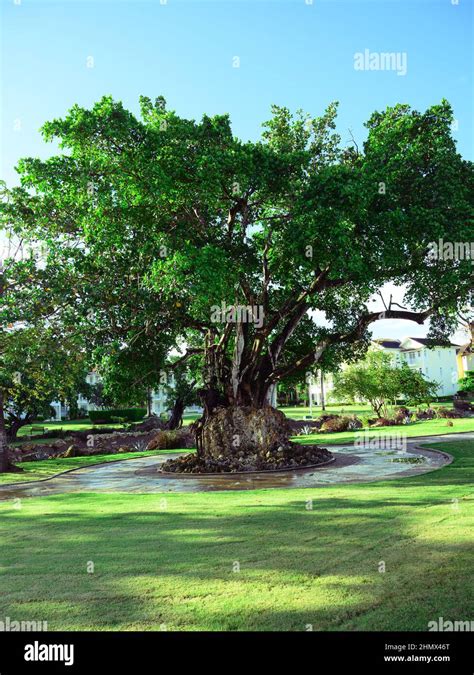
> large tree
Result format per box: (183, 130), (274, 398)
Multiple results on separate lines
(2, 97), (472, 465)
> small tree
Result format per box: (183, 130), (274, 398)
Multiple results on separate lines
(163, 356), (201, 429)
(396, 364), (439, 407)
(333, 351), (437, 417)
(278, 374), (307, 406)
(0, 326), (90, 440)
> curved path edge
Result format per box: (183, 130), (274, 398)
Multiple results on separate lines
(0, 431), (470, 491)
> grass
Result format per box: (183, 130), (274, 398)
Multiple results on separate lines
(278, 402), (454, 420)
(0, 449), (185, 485)
(5, 413), (473, 485)
(309, 417), (474, 445)
(17, 419), (127, 439)
(16, 399), (458, 438)
(0, 439), (472, 631)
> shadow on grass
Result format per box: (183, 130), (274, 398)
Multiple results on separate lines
(0, 440), (472, 630)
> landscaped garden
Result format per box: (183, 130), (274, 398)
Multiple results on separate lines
(0, 22), (471, 651)
(3, 402), (472, 484)
(1, 438), (472, 631)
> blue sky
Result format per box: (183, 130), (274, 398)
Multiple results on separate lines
(1, 0), (472, 340)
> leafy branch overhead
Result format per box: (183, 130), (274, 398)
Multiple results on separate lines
(1, 96), (472, 415)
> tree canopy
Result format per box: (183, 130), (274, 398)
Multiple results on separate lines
(1, 96), (472, 462)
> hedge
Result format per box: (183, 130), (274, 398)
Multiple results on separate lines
(89, 408), (147, 423)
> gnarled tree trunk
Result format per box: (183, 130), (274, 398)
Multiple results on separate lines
(0, 392), (22, 474)
(166, 399), (184, 430)
(0, 394), (9, 473)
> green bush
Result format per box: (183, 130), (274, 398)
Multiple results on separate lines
(458, 371), (474, 394)
(89, 408), (147, 424)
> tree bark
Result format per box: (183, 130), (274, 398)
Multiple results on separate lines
(166, 399), (185, 430)
(146, 388), (153, 417)
(0, 392), (15, 473)
(6, 413), (32, 441)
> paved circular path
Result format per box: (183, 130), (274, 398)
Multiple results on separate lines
(0, 433), (469, 499)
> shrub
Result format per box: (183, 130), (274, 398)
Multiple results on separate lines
(368, 417), (397, 427)
(146, 430), (183, 450)
(453, 399), (474, 412)
(320, 415), (362, 433)
(416, 407), (436, 420)
(394, 407), (412, 424)
(89, 408), (147, 424)
(458, 371), (474, 393)
(318, 413), (340, 426)
(436, 407), (462, 419)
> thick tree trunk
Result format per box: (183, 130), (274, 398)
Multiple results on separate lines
(166, 399), (184, 430)
(0, 392), (20, 473)
(6, 414), (30, 442)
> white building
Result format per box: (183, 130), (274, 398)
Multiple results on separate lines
(308, 337), (460, 406)
(49, 371), (202, 421)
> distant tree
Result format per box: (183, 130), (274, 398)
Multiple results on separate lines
(333, 351), (438, 417)
(396, 363), (439, 407)
(163, 355), (201, 429)
(278, 375), (307, 406)
(86, 382), (115, 410)
(0, 325), (89, 440)
(0, 224), (82, 471)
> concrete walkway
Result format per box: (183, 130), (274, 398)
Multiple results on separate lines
(0, 433), (470, 499)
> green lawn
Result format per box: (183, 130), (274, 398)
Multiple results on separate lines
(0, 439), (472, 631)
(310, 416), (474, 445)
(278, 402), (454, 420)
(5, 415), (473, 485)
(13, 401), (460, 438)
(16, 419), (127, 439)
(0, 449), (184, 485)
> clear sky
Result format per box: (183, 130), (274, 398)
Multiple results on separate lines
(1, 0), (472, 341)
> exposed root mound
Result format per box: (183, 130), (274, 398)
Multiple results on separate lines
(199, 405), (292, 459)
(161, 442), (333, 474)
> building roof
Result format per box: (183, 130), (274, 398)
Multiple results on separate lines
(372, 339), (401, 349)
(407, 337), (460, 348)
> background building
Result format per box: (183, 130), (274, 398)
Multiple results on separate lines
(309, 337), (461, 407)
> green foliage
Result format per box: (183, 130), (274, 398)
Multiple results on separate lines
(0, 325), (90, 438)
(333, 350), (438, 417)
(1, 96), (472, 414)
(458, 370), (474, 393)
(89, 408), (146, 423)
(396, 363), (439, 406)
(163, 357), (201, 413)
